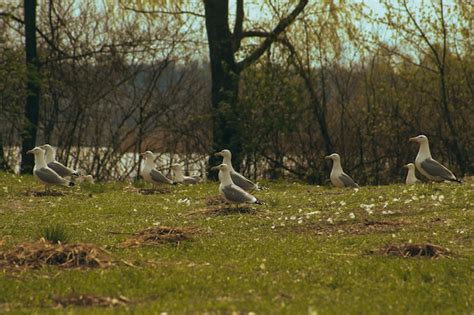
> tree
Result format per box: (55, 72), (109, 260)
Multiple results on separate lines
(20, 0), (40, 174)
(203, 0), (308, 178)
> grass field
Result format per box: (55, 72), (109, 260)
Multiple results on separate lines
(0, 172), (473, 314)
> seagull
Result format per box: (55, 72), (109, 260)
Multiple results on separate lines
(215, 149), (257, 191)
(40, 144), (79, 177)
(404, 163), (421, 185)
(325, 153), (359, 188)
(77, 174), (94, 184)
(171, 163), (201, 185)
(211, 164), (262, 205)
(140, 151), (175, 185)
(409, 135), (461, 183)
(27, 147), (74, 190)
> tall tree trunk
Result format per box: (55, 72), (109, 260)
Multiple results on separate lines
(203, 0), (242, 179)
(20, 0), (40, 174)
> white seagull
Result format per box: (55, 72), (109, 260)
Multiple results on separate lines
(211, 164), (262, 205)
(27, 147), (74, 190)
(215, 149), (257, 191)
(140, 151), (175, 185)
(409, 135), (461, 183)
(40, 144), (79, 177)
(404, 163), (421, 185)
(171, 163), (201, 185)
(325, 153), (359, 188)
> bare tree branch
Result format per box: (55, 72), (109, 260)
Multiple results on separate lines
(236, 0), (308, 71)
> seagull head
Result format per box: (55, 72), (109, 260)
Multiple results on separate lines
(40, 144), (54, 153)
(325, 153), (340, 161)
(211, 163), (229, 172)
(409, 135), (428, 144)
(404, 163), (415, 170)
(215, 149), (231, 158)
(26, 147), (45, 155)
(140, 151), (155, 160)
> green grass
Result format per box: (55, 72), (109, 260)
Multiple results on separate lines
(39, 224), (71, 244)
(0, 172), (473, 314)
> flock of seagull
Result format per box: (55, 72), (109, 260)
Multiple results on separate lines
(26, 134), (461, 206)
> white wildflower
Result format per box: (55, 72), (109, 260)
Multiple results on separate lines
(326, 217), (334, 224)
(349, 212), (355, 219)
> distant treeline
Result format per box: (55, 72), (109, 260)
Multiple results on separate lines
(1, 1), (472, 183)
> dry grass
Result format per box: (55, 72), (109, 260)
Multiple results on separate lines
(53, 294), (130, 308)
(0, 239), (113, 270)
(120, 226), (195, 247)
(374, 243), (452, 258)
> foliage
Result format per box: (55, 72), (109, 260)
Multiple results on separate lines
(0, 1), (472, 183)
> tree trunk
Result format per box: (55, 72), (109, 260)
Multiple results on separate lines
(20, 0), (40, 174)
(203, 0), (242, 179)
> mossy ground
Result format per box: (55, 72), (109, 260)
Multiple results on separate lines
(0, 172), (473, 314)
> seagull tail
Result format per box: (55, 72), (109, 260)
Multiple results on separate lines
(255, 199), (264, 205)
(449, 177), (463, 184)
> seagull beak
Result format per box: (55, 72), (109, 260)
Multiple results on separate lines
(324, 156), (331, 160)
(403, 164), (409, 168)
(408, 137), (417, 142)
(26, 149), (34, 154)
(214, 152), (222, 157)
(210, 166), (219, 171)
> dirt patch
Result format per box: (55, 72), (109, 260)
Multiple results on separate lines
(0, 239), (113, 270)
(24, 189), (65, 197)
(204, 195), (226, 206)
(287, 219), (408, 236)
(371, 243), (452, 258)
(120, 225), (195, 247)
(187, 205), (257, 216)
(138, 188), (172, 195)
(53, 294), (130, 308)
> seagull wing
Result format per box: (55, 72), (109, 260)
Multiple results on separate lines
(230, 171), (256, 191)
(421, 158), (457, 181)
(221, 184), (256, 204)
(35, 167), (69, 186)
(48, 161), (77, 177)
(339, 173), (359, 188)
(150, 169), (173, 184)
